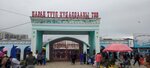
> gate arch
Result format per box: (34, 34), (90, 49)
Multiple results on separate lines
(48, 37), (89, 47)
(45, 37), (89, 61)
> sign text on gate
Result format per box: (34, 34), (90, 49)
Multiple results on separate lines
(32, 11), (99, 19)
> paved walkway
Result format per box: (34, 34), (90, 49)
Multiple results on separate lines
(35, 62), (93, 68)
(35, 62), (147, 68)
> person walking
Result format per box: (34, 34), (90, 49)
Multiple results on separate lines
(90, 55), (95, 65)
(41, 52), (46, 65)
(144, 54), (150, 68)
(26, 51), (36, 68)
(95, 53), (102, 68)
(87, 54), (90, 64)
(11, 57), (20, 68)
(83, 53), (86, 64)
(5, 56), (12, 68)
(79, 53), (84, 64)
(1, 54), (8, 68)
(139, 55), (144, 65)
(37, 53), (42, 65)
(71, 52), (77, 64)
(133, 53), (140, 66)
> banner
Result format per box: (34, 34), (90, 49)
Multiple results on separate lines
(134, 34), (150, 47)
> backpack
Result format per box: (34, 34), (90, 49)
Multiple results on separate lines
(37, 54), (42, 60)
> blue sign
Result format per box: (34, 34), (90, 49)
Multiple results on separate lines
(134, 34), (150, 48)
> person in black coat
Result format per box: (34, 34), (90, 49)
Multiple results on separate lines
(83, 53), (86, 64)
(133, 53), (140, 66)
(71, 52), (77, 64)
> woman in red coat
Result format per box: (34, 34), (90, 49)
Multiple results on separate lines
(95, 53), (102, 68)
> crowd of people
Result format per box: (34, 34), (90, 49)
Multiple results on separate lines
(1, 48), (150, 68)
(77, 52), (150, 68)
(0, 50), (21, 68)
(0, 49), (46, 68)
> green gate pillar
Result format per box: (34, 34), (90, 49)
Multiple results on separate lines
(89, 30), (100, 56)
(36, 31), (43, 52)
(31, 30), (43, 54)
(89, 31), (95, 56)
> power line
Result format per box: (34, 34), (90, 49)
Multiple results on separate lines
(0, 8), (29, 17)
(0, 22), (31, 31)
(0, 8), (31, 31)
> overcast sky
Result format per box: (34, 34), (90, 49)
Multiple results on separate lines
(0, 0), (150, 39)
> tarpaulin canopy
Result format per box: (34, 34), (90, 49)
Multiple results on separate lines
(103, 43), (133, 52)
